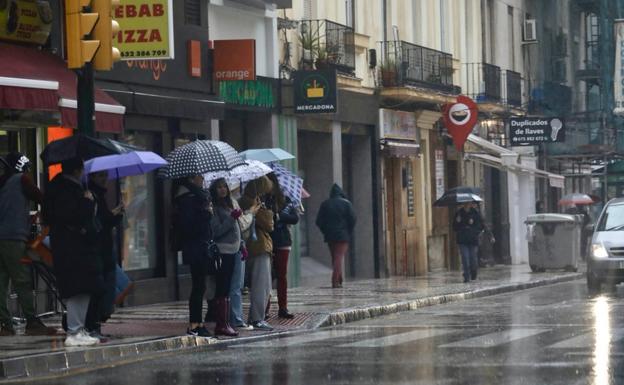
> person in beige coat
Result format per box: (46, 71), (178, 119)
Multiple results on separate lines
(239, 176), (274, 330)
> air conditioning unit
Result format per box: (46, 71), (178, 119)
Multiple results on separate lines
(524, 19), (537, 42)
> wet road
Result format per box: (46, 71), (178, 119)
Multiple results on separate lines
(32, 280), (624, 385)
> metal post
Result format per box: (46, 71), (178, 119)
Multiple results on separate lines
(76, 62), (95, 136)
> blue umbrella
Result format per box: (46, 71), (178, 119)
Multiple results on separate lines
(84, 151), (168, 180)
(240, 148), (295, 163)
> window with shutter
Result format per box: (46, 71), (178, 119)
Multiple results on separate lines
(185, 0), (201, 26)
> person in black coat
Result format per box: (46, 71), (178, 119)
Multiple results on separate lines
(85, 171), (124, 338)
(453, 202), (484, 283)
(172, 175), (213, 337)
(315, 184), (356, 288)
(43, 157), (102, 346)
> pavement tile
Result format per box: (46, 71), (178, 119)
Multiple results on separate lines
(0, 264), (583, 381)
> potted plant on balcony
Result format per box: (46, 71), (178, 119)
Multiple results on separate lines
(315, 43), (338, 70)
(299, 24), (322, 70)
(380, 59), (398, 86)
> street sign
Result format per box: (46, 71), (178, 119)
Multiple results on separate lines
(509, 117), (565, 146)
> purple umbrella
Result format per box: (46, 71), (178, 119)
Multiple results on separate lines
(84, 151), (168, 179)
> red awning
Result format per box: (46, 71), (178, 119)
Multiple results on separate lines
(0, 43), (125, 133)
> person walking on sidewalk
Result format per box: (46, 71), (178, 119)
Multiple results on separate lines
(239, 176), (274, 331)
(43, 157), (102, 347)
(173, 175), (213, 337)
(453, 202), (484, 283)
(268, 173), (299, 319)
(85, 171), (124, 340)
(315, 184), (356, 289)
(0, 153), (56, 336)
(208, 178), (242, 337)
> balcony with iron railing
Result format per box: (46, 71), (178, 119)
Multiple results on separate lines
(379, 41), (458, 93)
(298, 19), (355, 75)
(463, 63), (501, 103)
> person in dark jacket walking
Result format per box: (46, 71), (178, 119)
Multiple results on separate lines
(173, 175), (214, 337)
(44, 157), (101, 346)
(315, 184), (356, 288)
(0, 153), (56, 336)
(85, 171), (124, 339)
(453, 202), (484, 283)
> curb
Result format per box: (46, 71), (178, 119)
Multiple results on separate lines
(318, 273), (583, 328)
(0, 273), (582, 382)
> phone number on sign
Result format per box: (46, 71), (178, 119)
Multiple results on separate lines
(121, 50), (168, 58)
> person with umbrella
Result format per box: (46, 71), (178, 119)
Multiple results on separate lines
(453, 202), (485, 283)
(43, 157), (102, 346)
(0, 153), (57, 336)
(85, 171), (125, 339)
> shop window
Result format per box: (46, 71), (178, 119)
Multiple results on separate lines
(120, 132), (159, 271)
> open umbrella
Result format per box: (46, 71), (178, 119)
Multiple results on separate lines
(434, 186), (483, 207)
(270, 162), (305, 204)
(159, 140), (245, 179)
(41, 134), (128, 165)
(240, 148), (295, 163)
(558, 193), (597, 206)
(84, 151), (168, 180)
(202, 160), (272, 187)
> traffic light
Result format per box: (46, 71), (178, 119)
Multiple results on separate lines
(64, 0), (100, 69)
(92, 0), (121, 71)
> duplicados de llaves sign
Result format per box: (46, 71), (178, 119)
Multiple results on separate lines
(218, 79), (275, 108)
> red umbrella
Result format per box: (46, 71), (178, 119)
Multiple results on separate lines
(558, 193), (596, 206)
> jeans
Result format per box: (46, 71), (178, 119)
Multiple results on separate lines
(328, 241), (349, 286)
(0, 240), (36, 324)
(215, 253), (236, 298)
(66, 294), (91, 335)
(229, 252), (244, 325)
(459, 244), (479, 281)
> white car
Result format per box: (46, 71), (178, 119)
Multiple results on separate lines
(587, 198), (624, 292)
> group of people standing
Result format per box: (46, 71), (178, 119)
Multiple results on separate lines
(0, 154), (121, 346)
(173, 172), (301, 337)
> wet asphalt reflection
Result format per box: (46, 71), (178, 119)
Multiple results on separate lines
(29, 281), (624, 385)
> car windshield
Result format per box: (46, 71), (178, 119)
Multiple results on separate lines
(597, 203), (624, 231)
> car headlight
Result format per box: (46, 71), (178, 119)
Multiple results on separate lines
(591, 244), (609, 259)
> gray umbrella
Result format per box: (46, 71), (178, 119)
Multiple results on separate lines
(159, 140), (245, 179)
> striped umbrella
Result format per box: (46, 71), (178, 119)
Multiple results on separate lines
(271, 162), (304, 204)
(159, 140), (245, 179)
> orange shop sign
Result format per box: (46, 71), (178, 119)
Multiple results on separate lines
(213, 39), (255, 81)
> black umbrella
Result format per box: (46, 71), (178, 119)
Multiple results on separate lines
(159, 140), (245, 179)
(434, 186), (483, 207)
(40, 135), (127, 165)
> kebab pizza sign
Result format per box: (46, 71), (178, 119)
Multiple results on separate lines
(114, 0), (174, 60)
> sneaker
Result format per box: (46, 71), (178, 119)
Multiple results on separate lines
(65, 330), (99, 347)
(251, 321), (273, 331)
(0, 323), (15, 336)
(187, 326), (212, 337)
(278, 309), (295, 319)
(234, 323), (254, 331)
(25, 318), (57, 336)
(89, 330), (110, 343)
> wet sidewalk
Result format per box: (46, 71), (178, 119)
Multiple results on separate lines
(0, 264), (583, 381)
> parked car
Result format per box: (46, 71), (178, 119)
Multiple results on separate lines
(587, 198), (624, 292)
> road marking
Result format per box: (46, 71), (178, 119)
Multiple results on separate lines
(439, 328), (550, 348)
(338, 329), (454, 348)
(549, 329), (624, 349)
(233, 329), (368, 348)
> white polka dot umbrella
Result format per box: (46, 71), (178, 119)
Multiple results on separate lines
(202, 160), (272, 188)
(159, 140), (245, 179)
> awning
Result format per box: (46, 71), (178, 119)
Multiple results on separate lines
(99, 82), (225, 121)
(380, 139), (420, 158)
(0, 43), (125, 133)
(465, 134), (565, 189)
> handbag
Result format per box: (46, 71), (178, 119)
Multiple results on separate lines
(203, 240), (223, 274)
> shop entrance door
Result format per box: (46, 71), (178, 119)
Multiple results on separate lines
(384, 157), (419, 276)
